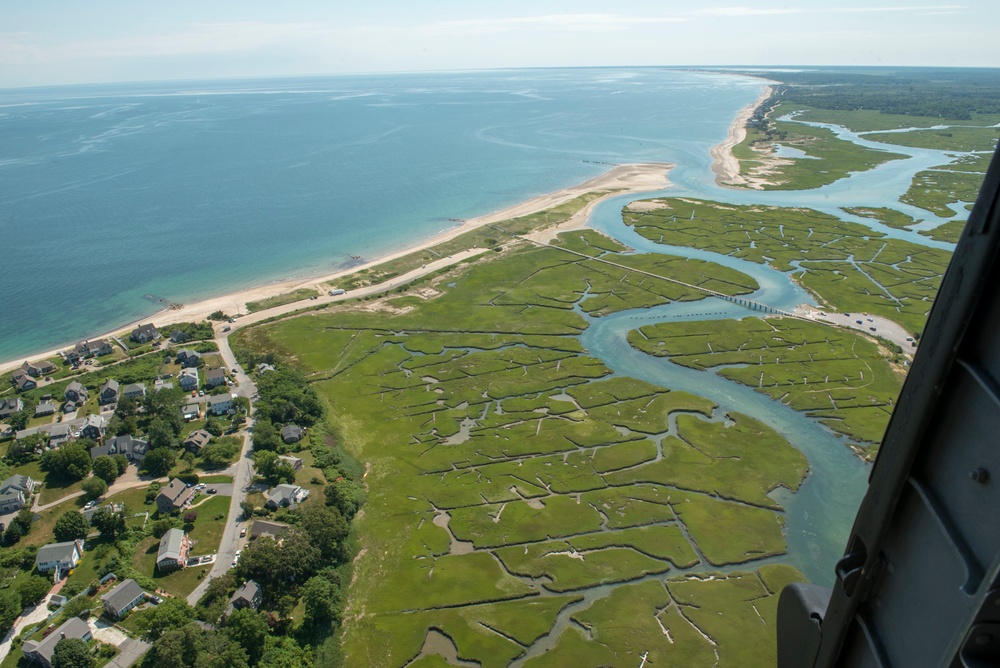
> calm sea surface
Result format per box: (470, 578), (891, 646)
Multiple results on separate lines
(0, 68), (763, 362)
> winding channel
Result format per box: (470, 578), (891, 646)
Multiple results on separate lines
(577, 118), (965, 585)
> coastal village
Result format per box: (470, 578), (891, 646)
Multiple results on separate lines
(0, 317), (328, 667)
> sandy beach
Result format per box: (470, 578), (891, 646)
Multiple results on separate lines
(710, 85), (773, 188)
(1, 163), (672, 373)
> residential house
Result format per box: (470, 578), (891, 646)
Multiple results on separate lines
(205, 368), (227, 388)
(178, 368), (199, 391)
(122, 382), (146, 400)
(264, 484), (309, 510)
(64, 381), (88, 404)
(12, 371), (37, 392)
(250, 520), (291, 540)
(174, 349), (202, 368)
(130, 323), (161, 344)
(207, 394), (235, 416)
(229, 580), (262, 612)
(181, 404), (200, 422)
(22, 618), (92, 668)
(155, 478), (195, 514)
(1, 474), (35, 496)
(48, 423), (72, 446)
(99, 379), (120, 405)
(280, 424), (304, 444)
(89, 442), (114, 460)
(107, 434), (148, 462)
(0, 397), (23, 420)
(74, 339), (112, 359)
(258, 363), (275, 373)
(183, 429), (212, 454)
(0, 489), (25, 514)
(80, 414), (108, 441)
(101, 578), (146, 620)
(278, 455), (304, 471)
(34, 401), (57, 418)
(20, 360), (57, 378)
(35, 539), (84, 574)
(156, 528), (191, 572)
(170, 329), (192, 344)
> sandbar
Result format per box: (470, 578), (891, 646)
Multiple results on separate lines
(710, 85), (773, 188)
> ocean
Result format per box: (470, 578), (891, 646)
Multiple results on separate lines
(0, 68), (764, 363)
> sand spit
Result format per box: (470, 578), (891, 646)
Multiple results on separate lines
(710, 86), (773, 189)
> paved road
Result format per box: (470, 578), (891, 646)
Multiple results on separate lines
(186, 332), (256, 606)
(106, 638), (151, 667)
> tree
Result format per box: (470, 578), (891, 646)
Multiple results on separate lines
(258, 636), (315, 668)
(51, 637), (93, 668)
(239, 501), (255, 519)
(183, 511), (198, 524)
(141, 447), (177, 477)
(41, 443), (92, 481)
(8, 408), (30, 432)
(202, 441), (239, 469)
(204, 416), (224, 437)
(147, 418), (177, 450)
(3, 508), (34, 545)
(324, 479), (365, 519)
(144, 622), (205, 668)
(112, 454), (129, 476)
(17, 575), (52, 606)
(6, 434), (44, 465)
(131, 598), (196, 641)
(0, 588), (21, 632)
(92, 455), (121, 483)
(252, 451), (294, 485)
(81, 476), (108, 501)
(300, 505), (349, 563)
(301, 574), (341, 625)
(251, 420), (281, 452)
(114, 395), (138, 419)
(53, 510), (90, 542)
(223, 609), (269, 665)
(91, 506), (127, 539)
(180, 451), (196, 471)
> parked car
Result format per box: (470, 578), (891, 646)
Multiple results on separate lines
(207, 488), (217, 494)
(870, 327), (877, 331)
(240, 527), (247, 537)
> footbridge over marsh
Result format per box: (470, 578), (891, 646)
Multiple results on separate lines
(498, 226), (805, 319)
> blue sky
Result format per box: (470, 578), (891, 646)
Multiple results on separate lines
(1, 1), (997, 87)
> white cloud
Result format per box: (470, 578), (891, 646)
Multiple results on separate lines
(427, 14), (689, 34)
(690, 4), (965, 17)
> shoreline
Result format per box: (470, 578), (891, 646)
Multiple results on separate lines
(710, 85), (773, 188)
(0, 162), (673, 373)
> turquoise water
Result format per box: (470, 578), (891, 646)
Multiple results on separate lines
(0, 68), (763, 362)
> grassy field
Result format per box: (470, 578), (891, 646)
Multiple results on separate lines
(233, 235), (808, 666)
(246, 288), (319, 313)
(627, 316), (904, 446)
(623, 197), (951, 336)
(900, 168), (986, 217)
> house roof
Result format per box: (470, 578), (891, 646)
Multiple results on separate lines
(278, 455), (303, 466)
(65, 381), (86, 395)
(205, 368), (226, 381)
(0, 489), (24, 506)
(281, 424), (304, 441)
(101, 379), (120, 394)
(266, 484), (303, 506)
(22, 617), (91, 664)
(34, 402), (57, 416)
(0, 474), (32, 494)
(132, 323), (159, 338)
(82, 414), (107, 431)
(208, 394), (233, 407)
(179, 368), (199, 384)
(158, 479), (194, 508)
(157, 528), (187, 563)
(184, 430), (212, 449)
(231, 580), (260, 605)
(90, 444), (114, 460)
(35, 540), (81, 565)
(109, 434), (147, 456)
(250, 520), (291, 539)
(102, 578), (145, 612)
(122, 383), (145, 395)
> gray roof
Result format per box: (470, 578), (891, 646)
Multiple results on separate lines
(250, 520), (290, 539)
(102, 578), (145, 612)
(231, 580), (260, 605)
(122, 382), (145, 395)
(266, 484), (304, 507)
(281, 424), (304, 441)
(159, 479), (194, 508)
(65, 380), (86, 396)
(0, 489), (24, 507)
(90, 444), (114, 460)
(184, 430), (212, 449)
(34, 401), (57, 416)
(21, 617), (91, 664)
(35, 540), (81, 566)
(157, 528), (186, 563)
(101, 379), (120, 394)
(1, 474), (32, 494)
(206, 368), (226, 381)
(208, 394), (233, 407)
